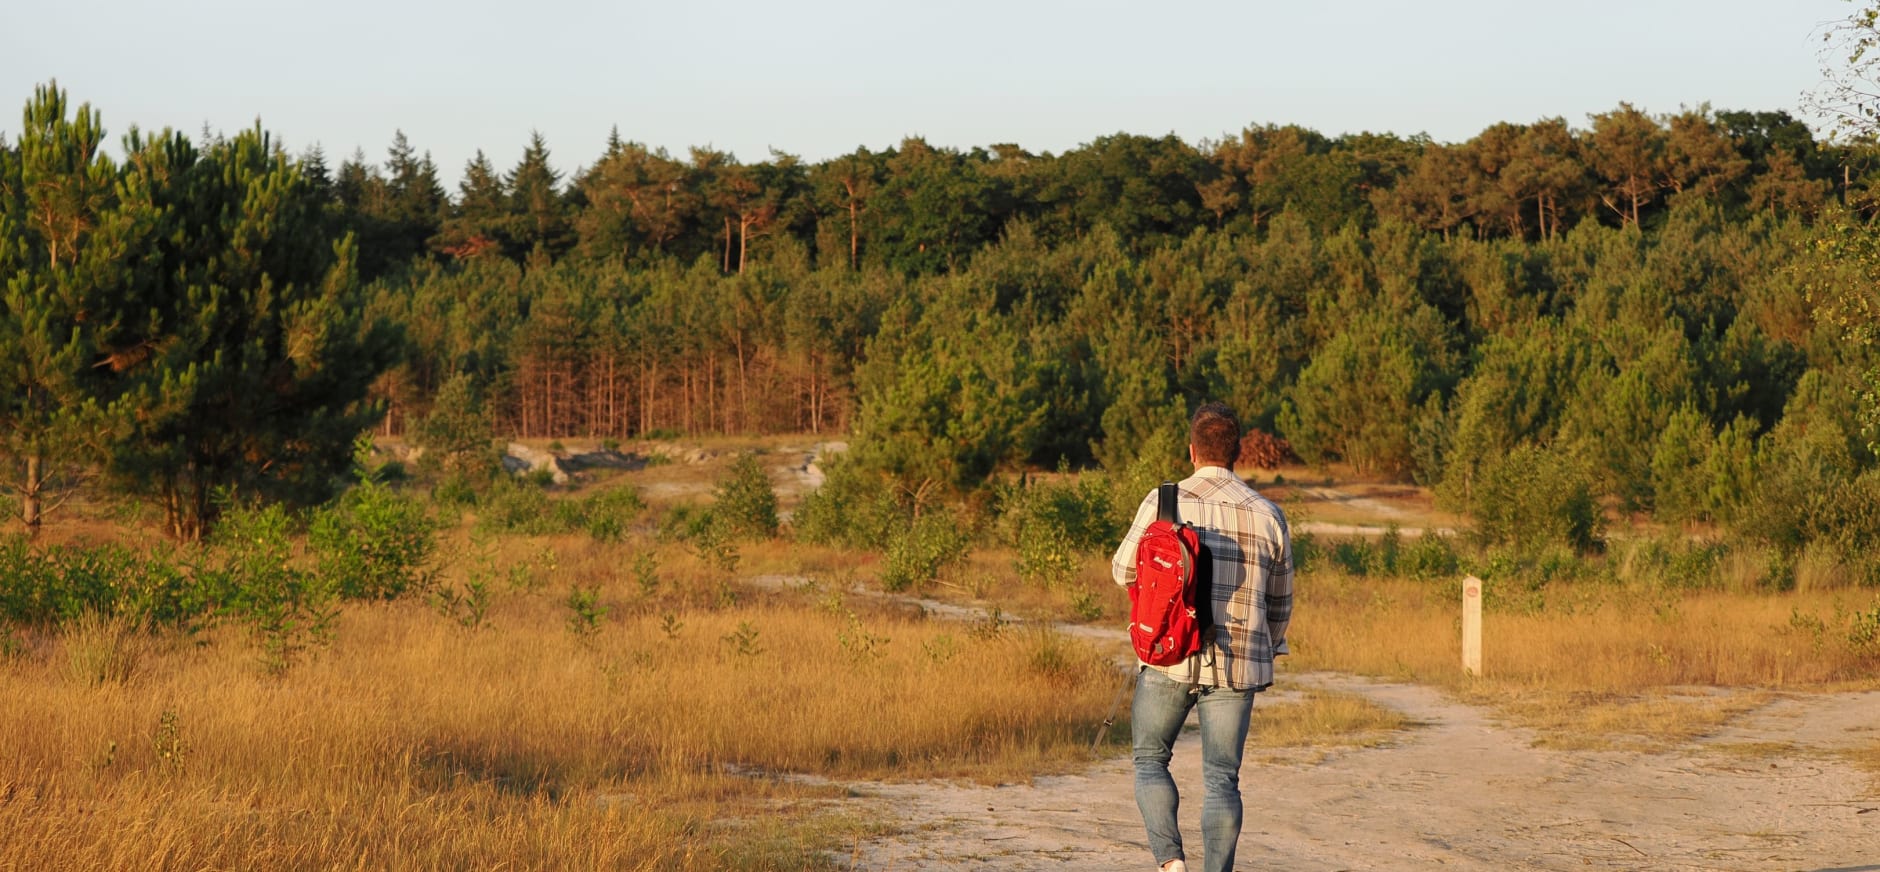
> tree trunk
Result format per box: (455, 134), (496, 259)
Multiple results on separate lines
(734, 336), (749, 434)
(737, 214), (750, 274)
(21, 453), (43, 537)
(848, 196), (859, 270)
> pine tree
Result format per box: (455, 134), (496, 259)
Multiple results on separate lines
(0, 82), (124, 533)
(105, 124), (403, 540)
(506, 131), (571, 261)
(385, 130), (448, 261)
(435, 150), (509, 259)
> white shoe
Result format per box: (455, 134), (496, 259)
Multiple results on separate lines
(1159, 861), (1187, 872)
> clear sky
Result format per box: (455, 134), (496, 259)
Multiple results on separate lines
(0, 0), (1857, 186)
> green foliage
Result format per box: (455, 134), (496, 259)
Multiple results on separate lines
(565, 583), (607, 639)
(475, 477), (559, 535)
(431, 578), (492, 631)
(412, 372), (499, 478)
(1399, 533), (1462, 582)
(720, 620), (763, 659)
(1282, 309), (1455, 477)
(0, 83), (121, 533)
(836, 611), (889, 662)
(1651, 408), (1759, 525)
(997, 468), (1122, 554)
(713, 453), (779, 539)
(631, 553), (659, 598)
(690, 521), (741, 575)
(998, 466), (1118, 591)
(582, 487), (645, 542)
(1609, 537), (1731, 590)
(1849, 599), (1880, 652)
(0, 536), (206, 628)
(209, 502), (339, 674)
(880, 510), (969, 592)
(1017, 520), (1078, 590)
(308, 481), (437, 600)
(98, 123), (403, 540)
(1467, 444), (1603, 554)
(10, 82), (1880, 569)
(793, 456), (905, 549)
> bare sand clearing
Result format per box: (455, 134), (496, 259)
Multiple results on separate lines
(842, 673), (1879, 871)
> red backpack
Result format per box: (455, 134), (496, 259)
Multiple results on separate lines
(1127, 482), (1212, 666)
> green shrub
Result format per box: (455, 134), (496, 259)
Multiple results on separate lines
(582, 487), (645, 542)
(881, 510), (969, 592)
(432, 471), (482, 507)
(1611, 536), (1730, 589)
(411, 372), (499, 478)
(1469, 444), (1603, 554)
(565, 583), (607, 639)
(1017, 518), (1078, 589)
(714, 453), (779, 540)
(794, 457), (904, 549)
(0, 537), (206, 628)
(309, 482), (438, 600)
(998, 468), (1122, 554)
(210, 502), (338, 674)
(1399, 533), (1461, 581)
(475, 477), (559, 535)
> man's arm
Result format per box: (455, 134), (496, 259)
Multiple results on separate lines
(1109, 492), (1160, 588)
(1265, 521), (1295, 655)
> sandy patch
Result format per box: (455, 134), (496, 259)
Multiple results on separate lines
(840, 672), (1879, 870)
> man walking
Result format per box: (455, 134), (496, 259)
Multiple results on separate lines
(1111, 403), (1294, 872)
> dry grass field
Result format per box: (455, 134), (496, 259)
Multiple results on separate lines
(1290, 566), (1880, 752)
(0, 531), (1120, 870)
(5, 445), (1878, 869)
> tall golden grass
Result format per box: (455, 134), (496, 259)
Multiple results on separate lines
(1290, 570), (1880, 747)
(0, 537), (1119, 871)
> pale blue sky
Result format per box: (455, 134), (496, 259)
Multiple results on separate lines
(0, 0), (1856, 185)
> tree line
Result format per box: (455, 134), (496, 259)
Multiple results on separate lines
(4, 80), (1879, 574)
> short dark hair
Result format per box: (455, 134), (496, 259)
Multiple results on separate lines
(1190, 402), (1241, 468)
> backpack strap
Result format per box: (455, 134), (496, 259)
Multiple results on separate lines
(1157, 481), (1180, 525)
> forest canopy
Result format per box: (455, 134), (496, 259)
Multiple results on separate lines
(2, 78), (1879, 571)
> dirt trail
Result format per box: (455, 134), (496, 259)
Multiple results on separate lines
(756, 576), (1880, 871)
(842, 673), (1879, 870)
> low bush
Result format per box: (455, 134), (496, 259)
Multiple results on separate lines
(0, 537), (208, 628)
(309, 482), (438, 600)
(996, 467), (1121, 554)
(713, 453), (779, 540)
(793, 457), (905, 549)
(881, 509), (970, 592)
(475, 477), (559, 535)
(209, 502), (339, 674)
(476, 477), (644, 541)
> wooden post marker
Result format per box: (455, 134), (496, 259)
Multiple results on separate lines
(1462, 575), (1483, 676)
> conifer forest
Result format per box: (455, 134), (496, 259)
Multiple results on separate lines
(3, 77), (1880, 574)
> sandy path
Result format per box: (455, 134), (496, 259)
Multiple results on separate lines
(842, 674), (1880, 870)
(742, 576), (1877, 871)
(731, 475), (1874, 870)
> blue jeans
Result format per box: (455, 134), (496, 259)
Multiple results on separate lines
(1131, 667), (1256, 872)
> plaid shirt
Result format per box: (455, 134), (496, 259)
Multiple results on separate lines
(1111, 466), (1294, 691)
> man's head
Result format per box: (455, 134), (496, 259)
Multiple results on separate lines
(1189, 402), (1241, 469)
